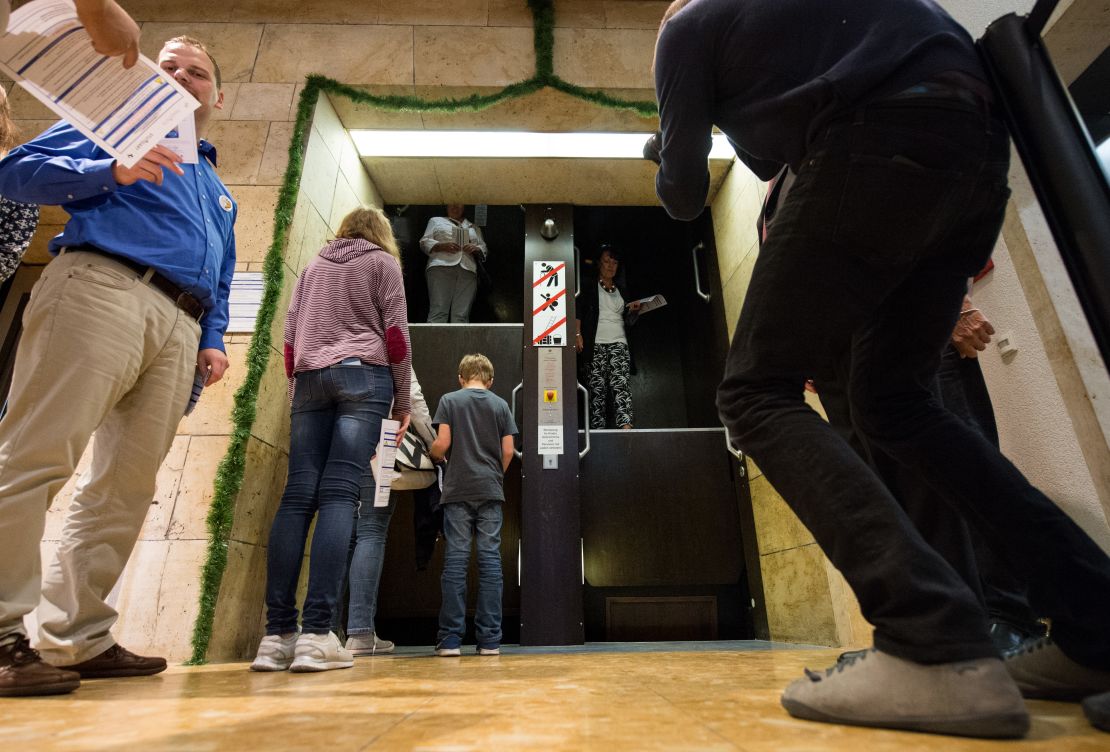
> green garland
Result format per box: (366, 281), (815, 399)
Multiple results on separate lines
(188, 0), (658, 663)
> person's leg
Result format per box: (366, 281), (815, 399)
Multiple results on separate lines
(449, 268), (478, 323)
(935, 346), (1040, 643)
(263, 370), (332, 635)
(473, 501), (504, 650)
(300, 365), (392, 634)
(0, 254), (145, 646)
(588, 344), (609, 429)
(426, 266), (453, 323)
(437, 503), (474, 649)
(347, 492), (395, 637)
(37, 290), (200, 667)
(610, 342), (633, 428)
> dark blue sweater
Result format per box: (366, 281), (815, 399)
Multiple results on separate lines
(655, 0), (986, 220)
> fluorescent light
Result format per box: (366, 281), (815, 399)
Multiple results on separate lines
(350, 130), (735, 160)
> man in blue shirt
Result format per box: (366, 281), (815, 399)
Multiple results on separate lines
(653, 0), (1110, 739)
(0, 35), (235, 697)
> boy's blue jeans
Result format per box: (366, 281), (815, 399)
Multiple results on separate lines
(438, 501), (503, 646)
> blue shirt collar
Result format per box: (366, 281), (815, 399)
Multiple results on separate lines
(199, 140), (218, 167)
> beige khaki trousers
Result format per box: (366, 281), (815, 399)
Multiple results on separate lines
(0, 251), (199, 663)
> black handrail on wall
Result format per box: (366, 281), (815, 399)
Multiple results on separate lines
(977, 0), (1110, 373)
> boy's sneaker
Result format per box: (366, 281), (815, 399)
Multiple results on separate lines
(289, 632), (354, 673)
(477, 643), (500, 656)
(345, 633), (395, 656)
(781, 648), (1029, 739)
(0, 634), (81, 697)
(1004, 637), (1110, 701)
(435, 636), (462, 657)
(250, 632), (298, 672)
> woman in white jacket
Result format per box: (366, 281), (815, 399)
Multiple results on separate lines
(421, 203), (487, 323)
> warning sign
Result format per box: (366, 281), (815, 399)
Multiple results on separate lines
(532, 261), (567, 346)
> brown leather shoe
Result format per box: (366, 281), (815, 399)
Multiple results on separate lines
(0, 634), (81, 697)
(62, 643), (167, 679)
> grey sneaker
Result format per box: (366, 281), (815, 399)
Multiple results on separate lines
(249, 632), (298, 672)
(1004, 637), (1110, 701)
(289, 632), (354, 673)
(345, 633), (395, 656)
(781, 648), (1029, 739)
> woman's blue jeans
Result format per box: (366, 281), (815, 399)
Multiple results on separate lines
(438, 501), (503, 646)
(264, 363), (392, 635)
(346, 486), (395, 636)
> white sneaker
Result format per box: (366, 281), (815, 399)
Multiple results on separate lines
(250, 633), (298, 672)
(345, 633), (395, 656)
(288, 632), (354, 673)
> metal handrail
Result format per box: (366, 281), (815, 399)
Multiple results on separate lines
(691, 242), (710, 302)
(577, 382), (591, 460)
(510, 382), (523, 460)
(724, 426), (746, 477)
(573, 245), (581, 298)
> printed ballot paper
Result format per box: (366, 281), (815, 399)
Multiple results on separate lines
(370, 419), (402, 508)
(0, 0), (199, 167)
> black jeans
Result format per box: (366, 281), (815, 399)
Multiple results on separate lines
(718, 97), (1110, 666)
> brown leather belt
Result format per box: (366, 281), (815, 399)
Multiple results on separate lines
(63, 244), (205, 322)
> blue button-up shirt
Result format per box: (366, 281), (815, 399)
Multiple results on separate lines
(0, 122), (237, 352)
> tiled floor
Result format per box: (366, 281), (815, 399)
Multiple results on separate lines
(2, 642), (1104, 751)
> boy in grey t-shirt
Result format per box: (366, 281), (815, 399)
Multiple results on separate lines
(429, 353), (517, 656)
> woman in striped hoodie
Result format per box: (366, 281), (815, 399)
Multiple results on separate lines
(251, 207), (411, 673)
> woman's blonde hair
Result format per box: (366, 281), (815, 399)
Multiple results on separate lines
(337, 206), (403, 269)
(0, 86), (18, 156)
(458, 353), (494, 384)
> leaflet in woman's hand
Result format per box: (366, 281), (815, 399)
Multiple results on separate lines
(631, 294), (667, 314)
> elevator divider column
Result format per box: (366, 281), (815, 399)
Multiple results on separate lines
(519, 204), (584, 646)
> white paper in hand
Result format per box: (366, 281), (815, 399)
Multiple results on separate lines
(373, 419), (401, 507)
(0, 0), (200, 168)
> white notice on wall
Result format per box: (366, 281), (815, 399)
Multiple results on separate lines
(537, 425), (563, 454)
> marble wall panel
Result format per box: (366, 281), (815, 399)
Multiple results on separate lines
(138, 23), (264, 84)
(127, 1), (234, 23)
(297, 202), (333, 275)
(603, 1), (670, 29)
(299, 128), (340, 223)
(167, 434), (233, 540)
(749, 474), (815, 556)
(230, 185), (281, 265)
(256, 122), (295, 186)
(208, 540), (271, 660)
(206, 121), (270, 185)
(228, 0), (379, 24)
(230, 83), (297, 122)
(313, 95), (349, 164)
(22, 224), (64, 265)
(141, 436), (192, 541)
(414, 27), (534, 87)
(230, 438), (288, 546)
(552, 28), (657, 89)
(362, 158), (441, 205)
(177, 348), (236, 436)
(253, 25), (414, 86)
(147, 539), (209, 660)
(378, 0), (488, 26)
(211, 82), (239, 121)
(415, 86), (657, 132)
(283, 191), (312, 269)
(760, 543), (839, 647)
(329, 174), (364, 232)
(250, 350), (293, 452)
(109, 539), (169, 655)
(330, 87), (426, 130)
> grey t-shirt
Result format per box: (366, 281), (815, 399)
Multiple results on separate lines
(433, 387), (518, 504)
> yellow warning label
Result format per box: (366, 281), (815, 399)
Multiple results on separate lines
(544, 389), (558, 403)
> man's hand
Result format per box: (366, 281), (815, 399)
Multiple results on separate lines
(197, 348), (229, 385)
(643, 131), (662, 165)
(951, 309), (995, 358)
(434, 242), (460, 254)
(463, 243), (482, 256)
(76, 0), (141, 68)
(113, 145), (184, 186)
(393, 413), (411, 446)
